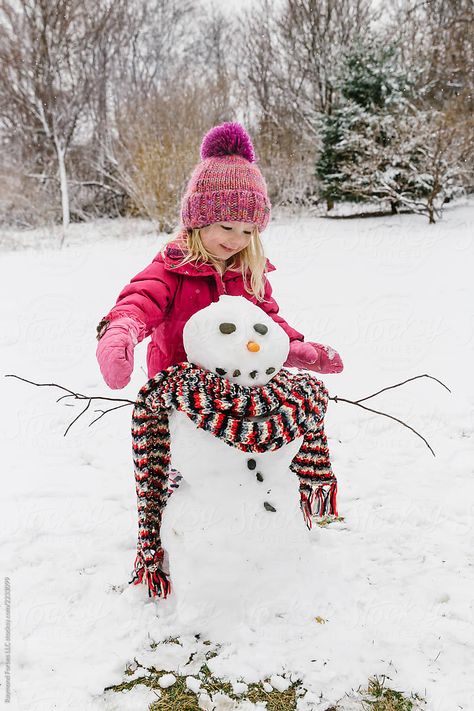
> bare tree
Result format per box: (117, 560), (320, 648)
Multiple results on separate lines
(236, 0), (280, 128)
(384, 0), (474, 198)
(110, 0), (197, 109)
(234, 1), (316, 207)
(276, 0), (379, 124)
(388, 0), (474, 112)
(192, 1), (236, 120)
(101, 1), (241, 231)
(235, 0), (381, 209)
(0, 0), (125, 240)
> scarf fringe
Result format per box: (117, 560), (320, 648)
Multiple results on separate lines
(300, 480), (338, 530)
(129, 551), (171, 598)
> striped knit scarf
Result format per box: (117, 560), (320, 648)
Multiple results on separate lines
(129, 363), (338, 598)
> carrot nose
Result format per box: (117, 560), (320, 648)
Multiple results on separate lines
(247, 341), (260, 352)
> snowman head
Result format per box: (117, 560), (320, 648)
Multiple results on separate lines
(183, 295), (289, 386)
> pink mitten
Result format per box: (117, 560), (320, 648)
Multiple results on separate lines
(284, 340), (344, 374)
(96, 315), (145, 389)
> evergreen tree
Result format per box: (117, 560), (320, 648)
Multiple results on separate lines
(316, 42), (466, 221)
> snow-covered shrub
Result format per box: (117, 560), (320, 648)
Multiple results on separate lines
(316, 42), (470, 222)
(109, 79), (233, 233)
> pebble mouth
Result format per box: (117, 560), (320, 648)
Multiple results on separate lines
(215, 366), (277, 379)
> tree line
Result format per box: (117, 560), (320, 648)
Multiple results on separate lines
(0, 0), (472, 232)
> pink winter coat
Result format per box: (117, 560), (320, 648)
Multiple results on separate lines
(99, 240), (305, 379)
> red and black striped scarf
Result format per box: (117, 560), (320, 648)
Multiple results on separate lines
(129, 363), (338, 598)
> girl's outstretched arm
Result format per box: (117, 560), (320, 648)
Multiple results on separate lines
(96, 257), (177, 389)
(97, 258), (176, 338)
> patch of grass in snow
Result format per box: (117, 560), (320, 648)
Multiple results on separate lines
(149, 674), (200, 710)
(108, 643), (303, 709)
(105, 672), (155, 693)
(199, 662), (234, 696)
(107, 649), (424, 710)
(360, 675), (425, 711)
(316, 515), (345, 527)
(199, 661), (302, 709)
(244, 681), (302, 710)
(107, 668), (200, 709)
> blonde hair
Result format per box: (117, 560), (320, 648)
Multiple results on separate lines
(161, 226), (267, 301)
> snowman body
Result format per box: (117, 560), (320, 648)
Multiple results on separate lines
(159, 297), (319, 640)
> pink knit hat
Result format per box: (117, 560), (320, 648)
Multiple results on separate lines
(180, 122), (271, 232)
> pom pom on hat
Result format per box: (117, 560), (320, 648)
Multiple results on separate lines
(200, 122), (256, 163)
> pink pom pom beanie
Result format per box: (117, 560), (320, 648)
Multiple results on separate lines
(180, 122), (271, 232)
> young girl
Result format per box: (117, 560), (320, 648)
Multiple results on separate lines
(96, 122), (343, 389)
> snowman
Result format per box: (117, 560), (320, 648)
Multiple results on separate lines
(160, 296), (319, 642)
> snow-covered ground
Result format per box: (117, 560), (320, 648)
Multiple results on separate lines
(1, 201), (473, 710)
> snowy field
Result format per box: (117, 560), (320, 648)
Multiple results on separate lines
(1, 201), (473, 710)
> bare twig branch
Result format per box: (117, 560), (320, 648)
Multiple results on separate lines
(89, 403), (132, 427)
(64, 399), (92, 436)
(354, 373), (451, 403)
(329, 394), (436, 456)
(5, 374), (134, 404)
(5, 374), (134, 436)
(329, 372), (451, 457)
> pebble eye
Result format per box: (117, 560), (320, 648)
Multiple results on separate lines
(219, 322), (236, 334)
(253, 323), (268, 335)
